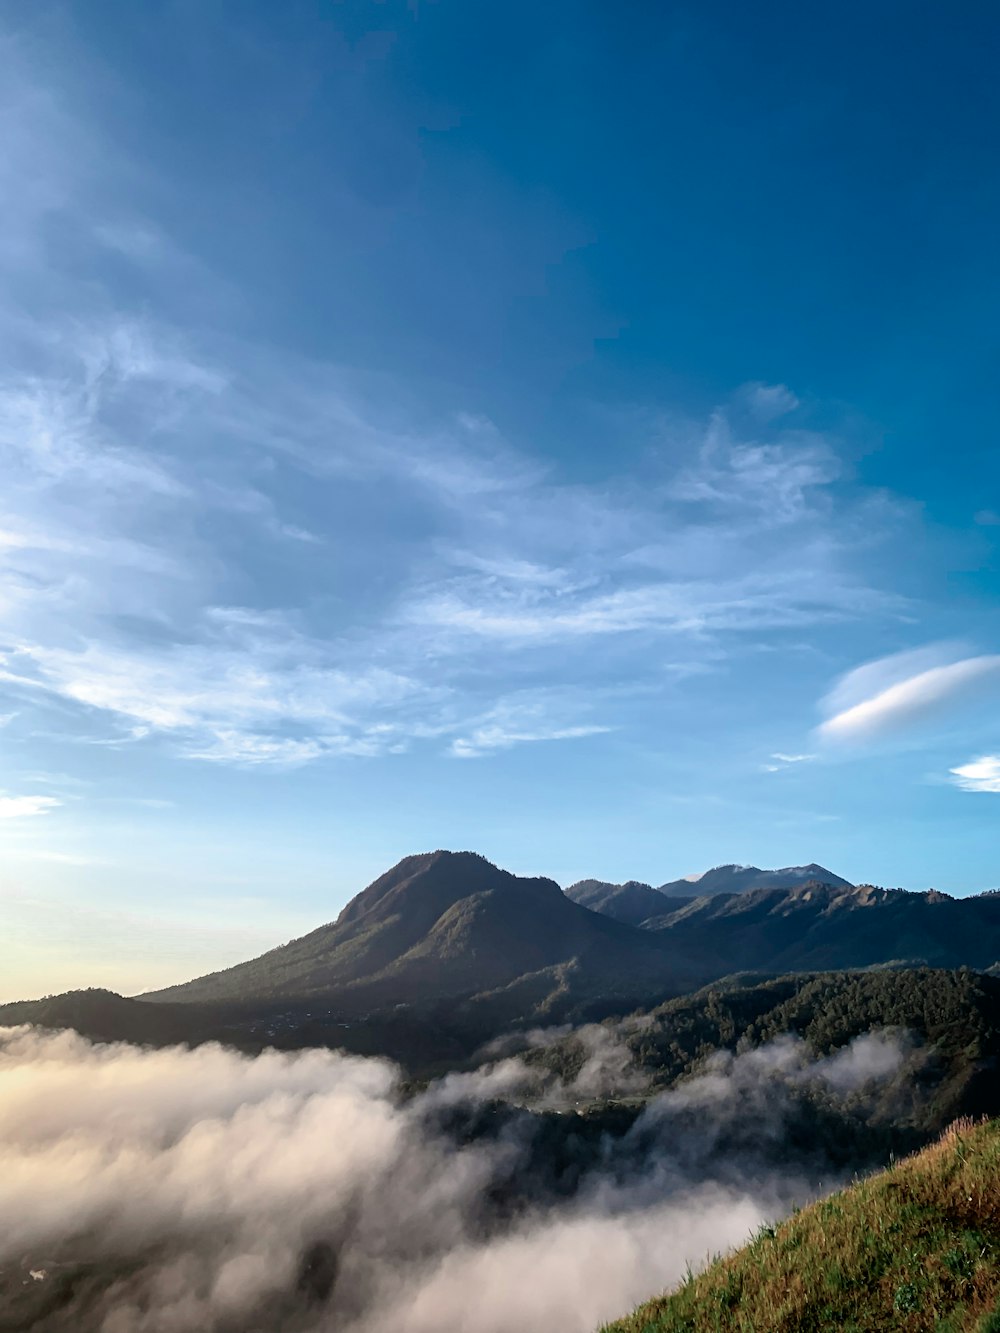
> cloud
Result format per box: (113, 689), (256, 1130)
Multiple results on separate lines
(762, 752), (817, 770)
(415, 570), (892, 645)
(949, 755), (1000, 793)
(0, 793), (60, 819)
(447, 693), (613, 758)
(737, 381), (800, 422)
(0, 35), (918, 770)
(1, 632), (434, 766)
(668, 413), (838, 522)
(451, 724), (610, 759)
(0, 1024), (916, 1333)
(818, 646), (1000, 742)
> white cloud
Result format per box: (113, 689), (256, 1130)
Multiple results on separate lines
(668, 414), (839, 523)
(448, 694), (612, 759)
(818, 648), (1000, 742)
(761, 752), (817, 772)
(0, 794), (60, 819)
(0, 36), (919, 770)
(184, 732), (328, 767)
(415, 570), (892, 645)
(2, 636), (433, 765)
(451, 724), (610, 759)
(950, 756), (1000, 793)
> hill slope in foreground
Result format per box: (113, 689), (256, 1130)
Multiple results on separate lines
(604, 1118), (1000, 1333)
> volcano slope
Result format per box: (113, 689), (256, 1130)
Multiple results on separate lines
(141, 850), (704, 1026)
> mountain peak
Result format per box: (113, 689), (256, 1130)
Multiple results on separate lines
(144, 850), (693, 1011)
(658, 862), (852, 899)
(336, 849), (560, 928)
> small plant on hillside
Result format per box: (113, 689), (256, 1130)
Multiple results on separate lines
(893, 1280), (921, 1314)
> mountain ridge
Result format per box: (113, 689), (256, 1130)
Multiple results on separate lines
(565, 862), (854, 925)
(141, 849), (703, 1013)
(10, 852), (1000, 1062)
(657, 861), (853, 898)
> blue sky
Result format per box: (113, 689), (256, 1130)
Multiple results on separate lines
(3, 1), (1000, 998)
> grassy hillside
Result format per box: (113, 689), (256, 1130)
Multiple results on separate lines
(603, 1118), (1000, 1333)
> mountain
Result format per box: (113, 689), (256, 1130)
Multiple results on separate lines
(656, 862), (853, 898)
(142, 850), (703, 1018)
(12, 853), (1000, 1072)
(603, 1117), (1000, 1333)
(0, 989), (218, 1046)
(563, 878), (669, 926)
(567, 873), (1000, 978)
(643, 880), (1000, 975)
(565, 863), (853, 924)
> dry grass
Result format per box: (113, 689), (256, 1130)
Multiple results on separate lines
(602, 1119), (1000, 1333)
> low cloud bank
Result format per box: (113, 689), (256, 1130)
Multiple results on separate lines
(0, 1024), (913, 1332)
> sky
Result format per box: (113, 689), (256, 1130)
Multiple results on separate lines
(3, 0), (1000, 999)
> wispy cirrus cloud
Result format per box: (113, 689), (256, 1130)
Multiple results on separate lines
(817, 645), (1000, 743)
(668, 414), (838, 523)
(761, 752), (817, 772)
(0, 273), (912, 768)
(0, 321), (913, 765)
(737, 381), (801, 422)
(449, 696), (612, 759)
(0, 625), (436, 767)
(0, 37), (919, 769)
(451, 726), (609, 759)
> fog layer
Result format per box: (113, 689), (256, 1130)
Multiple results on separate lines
(0, 1024), (911, 1332)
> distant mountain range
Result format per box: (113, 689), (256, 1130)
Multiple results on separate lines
(566, 862), (853, 925)
(6, 851), (1000, 1070)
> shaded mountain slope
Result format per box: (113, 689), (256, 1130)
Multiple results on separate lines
(143, 851), (704, 1012)
(564, 878), (669, 926)
(567, 864), (854, 923)
(0, 989), (230, 1047)
(603, 1117), (1000, 1333)
(645, 881), (1000, 975)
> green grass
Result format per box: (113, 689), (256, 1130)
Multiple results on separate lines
(602, 1118), (1000, 1333)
